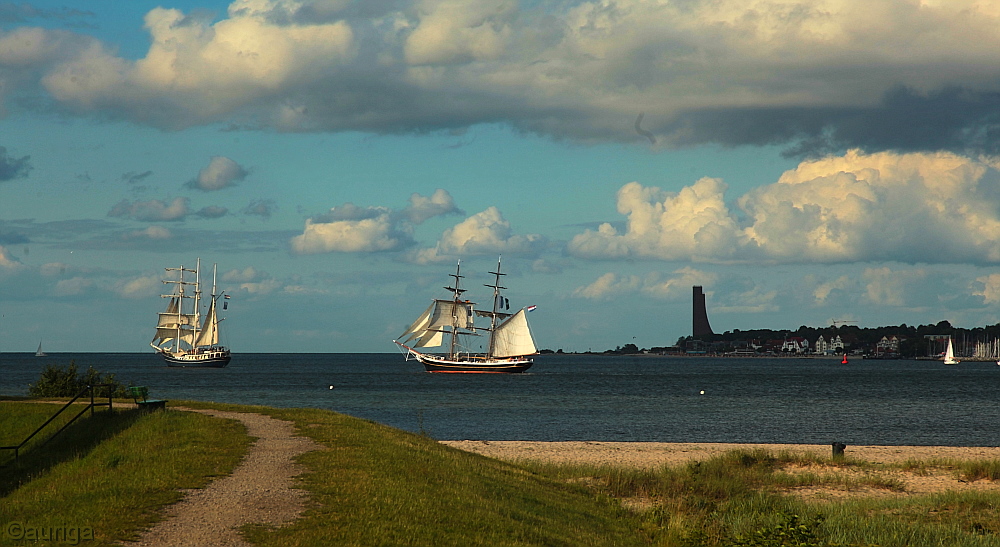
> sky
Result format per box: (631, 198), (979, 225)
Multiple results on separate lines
(4, 0), (1000, 353)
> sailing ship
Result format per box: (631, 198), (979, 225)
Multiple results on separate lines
(35, 342), (46, 357)
(151, 259), (231, 368)
(943, 338), (959, 365)
(394, 257), (538, 373)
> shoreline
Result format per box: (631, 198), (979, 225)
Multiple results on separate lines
(440, 441), (1000, 468)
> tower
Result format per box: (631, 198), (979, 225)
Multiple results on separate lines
(692, 286), (714, 337)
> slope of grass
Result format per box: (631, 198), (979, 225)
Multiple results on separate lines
(1, 405), (250, 546)
(181, 402), (646, 546)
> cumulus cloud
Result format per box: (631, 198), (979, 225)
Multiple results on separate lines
(0, 245), (22, 270)
(402, 188), (463, 223)
(863, 266), (927, 307)
(187, 156), (248, 191)
(0, 146), (31, 181)
(290, 189), (464, 255)
(974, 273), (1000, 305)
(108, 197), (190, 222)
(6, 1), (1000, 153)
(573, 267), (716, 300)
(570, 150), (1000, 266)
(291, 206), (407, 254)
(117, 274), (162, 298)
(409, 207), (547, 263)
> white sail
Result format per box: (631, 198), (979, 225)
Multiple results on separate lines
(944, 338), (959, 365)
(399, 303), (434, 344)
(490, 309), (536, 358)
(399, 300), (474, 348)
(194, 298), (219, 347)
(429, 300), (474, 330)
(152, 297), (197, 345)
(414, 329), (445, 348)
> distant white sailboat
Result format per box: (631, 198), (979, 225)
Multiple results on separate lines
(943, 338), (959, 365)
(35, 341), (47, 357)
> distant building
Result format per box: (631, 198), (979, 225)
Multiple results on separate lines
(692, 286), (714, 337)
(782, 337), (809, 353)
(814, 335), (845, 355)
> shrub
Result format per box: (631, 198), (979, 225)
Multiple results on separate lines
(28, 361), (130, 398)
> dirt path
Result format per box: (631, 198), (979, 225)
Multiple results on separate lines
(131, 409), (321, 547)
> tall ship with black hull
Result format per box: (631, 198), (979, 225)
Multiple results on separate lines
(151, 259), (231, 368)
(394, 257), (537, 373)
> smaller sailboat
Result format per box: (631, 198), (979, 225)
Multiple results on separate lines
(35, 342), (47, 357)
(151, 259), (231, 368)
(394, 257), (538, 373)
(943, 338), (959, 365)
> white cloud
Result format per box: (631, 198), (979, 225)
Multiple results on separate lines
(863, 266), (927, 307)
(402, 188), (463, 224)
(409, 206), (546, 263)
(0, 245), (22, 270)
(974, 273), (1000, 305)
(291, 189), (475, 255)
(403, 0), (514, 65)
(572, 272), (641, 300)
(569, 178), (743, 261)
(189, 156), (247, 191)
(810, 275), (853, 305)
(570, 150), (1000, 265)
(7, 0), (1000, 149)
(53, 276), (92, 296)
(117, 274), (162, 298)
(223, 266), (261, 284)
(291, 212), (405, 253)
(37, 4), (356, 128)
(572, 267), (716, 300)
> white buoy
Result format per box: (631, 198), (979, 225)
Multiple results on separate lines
(329, 385), (334, 389)
(699, 390), (705, 395)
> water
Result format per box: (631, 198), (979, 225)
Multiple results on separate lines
(2, 353), (999, 446)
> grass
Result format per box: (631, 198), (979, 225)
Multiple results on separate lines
(5, 400), (1000, 546)
(0, 402), (250, 546)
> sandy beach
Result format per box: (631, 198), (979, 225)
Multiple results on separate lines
(441, 441), (1000, 468)
(441, 441), (1000, 498)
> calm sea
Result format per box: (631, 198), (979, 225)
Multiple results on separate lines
(2, 353), (998, 446)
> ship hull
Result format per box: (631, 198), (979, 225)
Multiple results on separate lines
(396, 342), (532, 373)
(414, 351), (532, 373)
(159, 349), (231, 368)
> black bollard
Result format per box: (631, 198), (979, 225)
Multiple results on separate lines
(832, 442), (847, 458)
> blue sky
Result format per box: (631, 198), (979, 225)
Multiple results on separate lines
(4, 0), (1000, 353)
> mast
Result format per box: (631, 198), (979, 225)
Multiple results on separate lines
(162, 263), (197, 352)
(484, 256), (506, 358)
(444, 261), (466, 359)
(193, 258), (202, 348)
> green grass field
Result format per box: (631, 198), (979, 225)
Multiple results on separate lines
(3, 400), (1000, 546)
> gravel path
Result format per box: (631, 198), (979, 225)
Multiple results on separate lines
(131, 409), (321, 547)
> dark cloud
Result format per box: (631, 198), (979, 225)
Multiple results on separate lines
(0, 230), (29, 244)
(0, 147), (31, 181)
(668, 86), (1000, 158)
(0, 3), (93, 23)
(196, 205), (229, 219)
(243, 199), (276, 220)
(121, 170), (153, 184)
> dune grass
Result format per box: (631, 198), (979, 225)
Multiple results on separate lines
(0, 403), (250, 546)
(6, 400), (1000, 546)
(178, 401), (645, 546)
